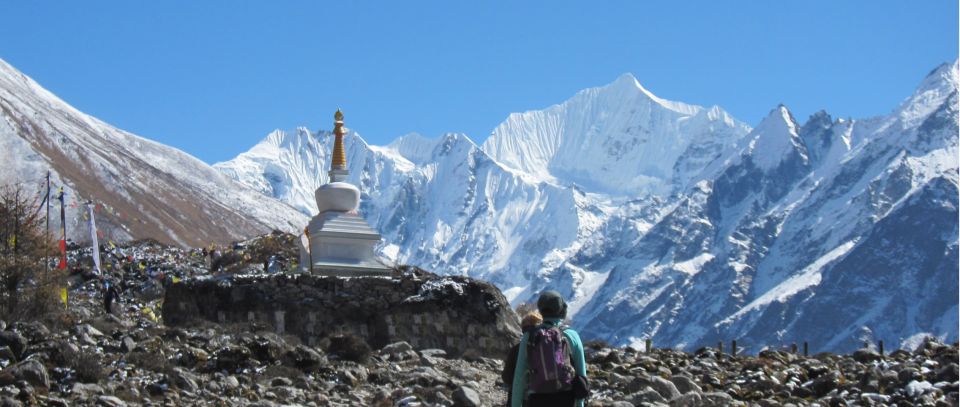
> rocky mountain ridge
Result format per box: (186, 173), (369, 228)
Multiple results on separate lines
(0, 238), (954, 407)
(0, 54), (955, 353)
(217, 61), (959, 353)
(0, 58), (307, 247)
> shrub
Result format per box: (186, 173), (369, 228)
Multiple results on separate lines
(326, 334), (371, 364)
(211, 251), (242, 272)
(126, 350), (172, 374)
(64, 349), (107, 383)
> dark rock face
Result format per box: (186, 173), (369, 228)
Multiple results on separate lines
(162, 274), (521, 358)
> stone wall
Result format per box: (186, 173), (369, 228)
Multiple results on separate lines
(162, 273), (521, 358)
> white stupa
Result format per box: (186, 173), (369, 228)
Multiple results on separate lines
(298, 109), (390, 275)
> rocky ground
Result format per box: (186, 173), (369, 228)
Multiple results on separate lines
(0, 237), (954, 406)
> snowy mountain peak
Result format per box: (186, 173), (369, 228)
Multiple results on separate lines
(896, 59), (960, 126)
(804, 110), (833, 126)
(924, 60), (960, 90)
(799, 110), (838, 165)
(436, 132), (477, 152)
(607, 72), (702, 116)
(386, 133), (438, 165)
(264, 127), (312, 145)
(383, 132), (478, 166)
(745, 105), (808, 171)
(482, 73), (751, 196)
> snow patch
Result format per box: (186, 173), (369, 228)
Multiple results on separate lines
(725, 240), (857, 323)
(403, 278), (467, 303)
(672, 253), (714, 276)
(502, 286), (527, 304)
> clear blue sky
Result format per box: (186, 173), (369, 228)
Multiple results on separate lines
(2, 1), (957, 164)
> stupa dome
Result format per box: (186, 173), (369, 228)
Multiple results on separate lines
(315, 181), (360, 213)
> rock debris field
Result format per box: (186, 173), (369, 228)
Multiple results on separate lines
(0, 238), (955, 406)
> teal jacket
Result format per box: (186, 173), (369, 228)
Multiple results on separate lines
(510, 318), (587, 407)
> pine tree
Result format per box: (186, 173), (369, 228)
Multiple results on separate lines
(0, 184), (63, 321)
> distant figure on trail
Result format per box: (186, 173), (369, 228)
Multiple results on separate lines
(511, 291), (589, 407)
(502, 310), (542, 407)
(103, 279), (120, 314)
(211, 249), (223, 272)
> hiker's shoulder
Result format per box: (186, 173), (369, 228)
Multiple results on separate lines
(561, 327), (582, 341)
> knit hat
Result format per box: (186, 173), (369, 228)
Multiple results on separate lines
(537, 290), (567, 319)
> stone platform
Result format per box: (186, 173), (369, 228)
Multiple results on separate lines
(162, 273), (521, 358)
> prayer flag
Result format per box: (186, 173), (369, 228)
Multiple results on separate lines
(57, 188), (67, 270)
(88, 203), (102, 275)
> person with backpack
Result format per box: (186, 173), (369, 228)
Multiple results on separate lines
(502, 310), (543, 406)
(103, 279), (120, 314)
(511, 291), (589, 407)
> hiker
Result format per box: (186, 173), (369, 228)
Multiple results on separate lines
(212, 249), (223, 272)
(103, 279), (120, 314)
(511, 291), (589, 407)
(502, 310), (543, 406)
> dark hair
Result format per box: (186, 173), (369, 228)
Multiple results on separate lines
(537, 290), (567, 319)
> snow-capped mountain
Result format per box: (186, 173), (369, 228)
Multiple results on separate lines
(482, 73), (752, 196)
(0, 58), (307, 247)
(562, 62), (959, 352)
(218, 61), (958, 353)
(216, 129), (599, 292)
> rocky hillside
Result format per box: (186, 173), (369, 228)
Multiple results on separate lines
(0, 284), (955, 406)
(0, 238), (953, 406)
(0, 58), (307, 247)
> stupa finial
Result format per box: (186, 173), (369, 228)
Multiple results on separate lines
(330, 108), (347, 178)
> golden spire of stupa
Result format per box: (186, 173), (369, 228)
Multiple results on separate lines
(331, 109), (347, 171)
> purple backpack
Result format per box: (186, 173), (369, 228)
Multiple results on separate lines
(526, 325), (575, 393)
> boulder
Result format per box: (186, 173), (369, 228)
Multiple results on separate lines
(700, 391), (737, 406)
(222, 375), (240, 391)
(809, 371), (840, 397)
(95, 396), (126, 407)
(670, 393), (702, 406)
(284, 345), (325, 372)
(4, 360), (48, 389)
(381, 341), (413, 356)
(451, 386), (481, 407)
(671, 375), (703, 394)
(0, 347), (14, 362)
(213, 345), (253, 371)
(630, 388), (667, 404)
(0, 332), (27, 360)
(120, 336), (136, 353)
(171, 368), (199, 392)
(649, 376), (682, 400)
(852, 349), (882, 363)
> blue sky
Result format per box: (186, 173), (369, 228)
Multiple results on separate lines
(2, 1), (957, 164)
